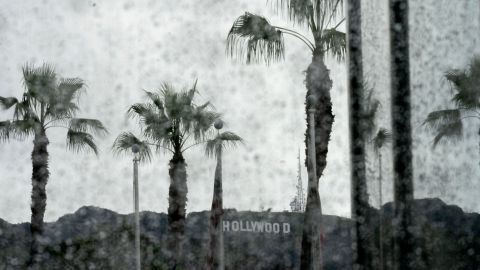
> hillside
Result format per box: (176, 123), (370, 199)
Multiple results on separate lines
(0, 198), (479, 269)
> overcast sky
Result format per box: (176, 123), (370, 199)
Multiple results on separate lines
(0, 0), (479, 223)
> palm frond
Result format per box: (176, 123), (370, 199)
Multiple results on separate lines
(45, 77), (85, 119)
(373, 128), (392, 153)
(112, 132), (152, 162)
(227, 12), (285, 64)
(46, 102), (80, 119)
(144, 90), (164, 111)
(190, 109), (221, 141)
(13, 96), (30, 119)
(128, 103), (157, 119)
(184, 79), (198, 106)
(321, 28), (346, 61)
(22, 63), (57, 104)
(205, 139), (221, 158)
(0, 120), (36, 141)
(469, 56), (480, 79)
(0, 97), (18, 110)
(143, 119), (173, 146)
(129, 102), (172, 143)
(423, 109), (464, 148)
(205, 131), (244, 158)
(444, 56), (480, 110)
(66, 130), (99, 155)
(270, 0), (314, 25)
(56, 78), (85, 102)
(423, 109), (461, 130)
(432, 120), (463, 148)
(0, 121), (12, 141)
(314, 0), (344, 25)
(161, 83), (186, 119)
(69, 118), (108, 136)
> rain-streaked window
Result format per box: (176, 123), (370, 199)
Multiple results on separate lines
(0, 1), (478, 269)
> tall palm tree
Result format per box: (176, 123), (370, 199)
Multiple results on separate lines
(112, 81), (220, 269)
(372, 128), (392, 270)
(226, 1), (346, 268)
(424, 56), (480, 149)
(205, 120), (243, 270)
(0, 64), (107, 268)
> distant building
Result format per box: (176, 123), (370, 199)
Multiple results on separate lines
(290, 150), (305, 212)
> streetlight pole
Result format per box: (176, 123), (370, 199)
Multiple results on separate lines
(302, 94), (323, 270)
(132, 144), (141, 270)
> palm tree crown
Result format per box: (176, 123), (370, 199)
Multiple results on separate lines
(113, 81), (221, 159)
(112, 81), (221, 269)
(227, 0), (346, 63)
(205, 131), (243, 158)
(424, 56), (480, 147)
(373, 128), (392, 154)
(0, 64), (107, 152)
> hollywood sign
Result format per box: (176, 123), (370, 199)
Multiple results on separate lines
(223, 220), (291, 234)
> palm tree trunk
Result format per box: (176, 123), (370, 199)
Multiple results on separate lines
(300, 52), (333, 270)
(389, 1), (414, 269)
(347, 0), (373, 268)
(207, 145), (224, 270)
(167, 152), (188, 270)
(378, 152), (384, 270)
(28, 130), (49, 269)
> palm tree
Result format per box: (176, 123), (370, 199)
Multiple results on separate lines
(372, 128), (391, 270)
(0, 64), (107, 268)
(424, 56), (480, 149)
(205, 120), (243, 270)
(112, 81), (220, 269)
(226, 1), (346, 268)
(390, 0), (414, 268)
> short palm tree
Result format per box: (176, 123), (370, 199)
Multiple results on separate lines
(372, 128), (391, 270)
(112, 81), (220, 269)
(226, 1), (345, 268)
(0, 64), (107, 268)
(424, 56), (480, 149)
(205, 120), (243, 270)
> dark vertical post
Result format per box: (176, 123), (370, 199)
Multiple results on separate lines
(347, 1), (371, 269)
(389, 0), (414, 269)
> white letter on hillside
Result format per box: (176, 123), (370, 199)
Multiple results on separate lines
(223, 221), (230, 232)
(265, 223), (272, 233)
(273, 223), (280, 234)
(252, 221), (264, 232)
(232, 221), (239, 231)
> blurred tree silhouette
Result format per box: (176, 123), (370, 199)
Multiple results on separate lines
(424, 56), (480, 149)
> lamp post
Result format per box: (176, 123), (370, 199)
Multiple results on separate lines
(301, 94), (323, 270)
(132, 144), (141, 270)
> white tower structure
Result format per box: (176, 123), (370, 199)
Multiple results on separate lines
(290, 150), (306, 212)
